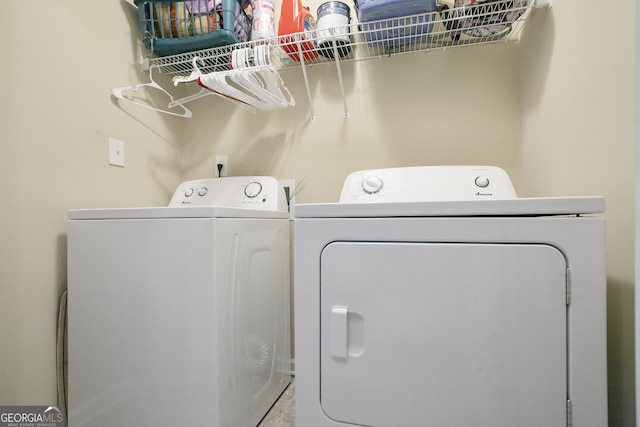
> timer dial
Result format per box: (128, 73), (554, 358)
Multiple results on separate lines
(244, 182), (263, 198)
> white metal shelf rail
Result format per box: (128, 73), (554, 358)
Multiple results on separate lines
(140, 0), (551, 119)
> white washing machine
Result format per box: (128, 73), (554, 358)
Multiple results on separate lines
(294, 166), (607, 427)
(67, 176), (291, 427)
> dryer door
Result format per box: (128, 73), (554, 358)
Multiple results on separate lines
(320, 242), (568, 427)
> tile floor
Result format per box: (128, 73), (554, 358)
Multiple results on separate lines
(258, 379), (295, 427)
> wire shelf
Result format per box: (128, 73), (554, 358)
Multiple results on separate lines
(147, 0), (539, 76)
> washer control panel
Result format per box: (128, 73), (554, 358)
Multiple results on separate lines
(339, 166), (517, 203)
(169, 176), (285, 211)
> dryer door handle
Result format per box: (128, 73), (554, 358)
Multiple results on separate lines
(330, 306), (349, 360)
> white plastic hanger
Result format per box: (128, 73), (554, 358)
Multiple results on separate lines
(183, 49), (274, 110)
(228, 49), (287, 109)
(203, 69), (274, 110)
(228, 46), (295, 109)
(112, 68), (192, 118)
(170, 51), (295, 111)
(169, 57), (213, 107)
(229, 70), (284, 108)
(253, 45), (295, 107)
(170, 56), (258, 113)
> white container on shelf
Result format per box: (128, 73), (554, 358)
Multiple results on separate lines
(316, 1), (351, 58)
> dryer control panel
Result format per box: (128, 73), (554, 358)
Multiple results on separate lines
(169, 176), (286, 211)
(339, 166), (517, 203)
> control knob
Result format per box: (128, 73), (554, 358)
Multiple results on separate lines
(244, 181), (263, 198)
(474, 176), (490, 188)
(361, 175), (384, 194)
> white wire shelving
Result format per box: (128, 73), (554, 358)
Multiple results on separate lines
(140, 0), (551, 119)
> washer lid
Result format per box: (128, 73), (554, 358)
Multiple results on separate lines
(295, 196), (605, 218)
(68, 206), (289, 220)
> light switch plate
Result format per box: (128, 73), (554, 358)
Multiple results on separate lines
(109, 138), (125, 167)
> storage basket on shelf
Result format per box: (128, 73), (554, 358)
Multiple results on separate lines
(134, 0), (251, 57)
(453, 0), (529, 39)
(354, 0), (437, 49)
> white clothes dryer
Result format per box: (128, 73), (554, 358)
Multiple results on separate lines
(294, 166), (607, 427)
(67, 176), (291, 427)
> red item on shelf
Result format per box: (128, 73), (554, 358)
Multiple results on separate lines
(278, 0), (318, 61)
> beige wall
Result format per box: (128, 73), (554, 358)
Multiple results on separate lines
(180, 43), (522, 200)
(0, 1), (183, 405)
(0, 0), (635, 425)
(520, 2), (636, 425)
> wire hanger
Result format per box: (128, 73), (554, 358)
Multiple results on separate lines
(112, 67), (192, 118)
